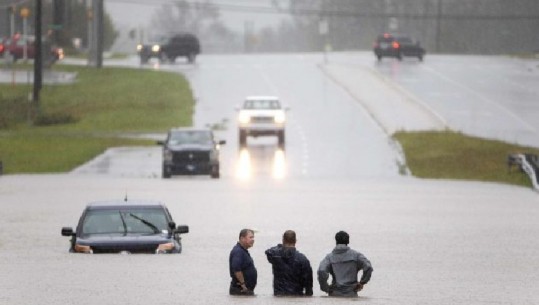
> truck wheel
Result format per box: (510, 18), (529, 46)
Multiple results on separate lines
(210, 165), (220, 179)
(187, 53), (196, 63)
(159, 53), (168, 63)
(162, 166), (171, 179)
(239, 130), (247, 147)
(140, 56), (149, 64)
(277, 131), (285, 148)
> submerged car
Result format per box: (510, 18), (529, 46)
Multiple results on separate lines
(158, 127), (226, 179)
(61, 200), (189, 254)
(237, 96), (288, 147)
(373, 33), (425, 61)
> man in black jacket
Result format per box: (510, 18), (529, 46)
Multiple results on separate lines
(265, 230), (313, 296)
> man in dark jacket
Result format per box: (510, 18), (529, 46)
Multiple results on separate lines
(318, 231), (373, 297)
(229, 228), (257, 295)
(265, 230), (313, 296)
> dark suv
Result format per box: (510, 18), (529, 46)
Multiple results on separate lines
(137, 33), (200, 64)
(373, 33), (425, 61)
(158, 128), (225, 179)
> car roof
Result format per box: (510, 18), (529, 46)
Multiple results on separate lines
(377, 33), (413, 39)
(169, 127), (212, 133)
(86, 200), (167, 210)
(245, 96), (279, 101)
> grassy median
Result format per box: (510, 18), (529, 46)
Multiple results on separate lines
(394, 131), (539, 188)
(0, 65), (194, 174)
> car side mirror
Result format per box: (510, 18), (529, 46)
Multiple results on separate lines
(61, 227), (74, 236)
(218, 140), (226, 145)
(175, 225), (189, 234)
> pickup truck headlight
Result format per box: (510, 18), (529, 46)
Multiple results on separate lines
(239, 112), (251, 124)
(74, 244), (93, 254)
(136, 44), (143, 52)
(274, 112), (286, 124)
(156, 242), (175, 254)
(152, 45), (160, 52)
(164, 149), (173, 162)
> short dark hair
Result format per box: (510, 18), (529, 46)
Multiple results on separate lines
(335, 231), (349, 245)
(239, 228), (254, 239)
(282, 230), (296, 244)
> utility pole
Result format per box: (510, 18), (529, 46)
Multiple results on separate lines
(435, 0), (442, 53)
(33, 0), (42, 106)
(10, 5), (15, 37)
(93, 0), (104, 68)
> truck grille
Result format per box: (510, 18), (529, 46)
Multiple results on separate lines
(91, 244), (158, 254)
(172, 151), (210, 163)
(251, 116), (274, 123)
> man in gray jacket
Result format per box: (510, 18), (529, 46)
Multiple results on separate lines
(317, 231), (373, 297)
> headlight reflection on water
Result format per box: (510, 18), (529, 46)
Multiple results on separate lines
(235, 147), (287, 181)
(235, 148), (252, 180)
(272, 149), (286, 180)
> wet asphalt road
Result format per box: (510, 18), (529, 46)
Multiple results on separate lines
(2, 52), (539, 304)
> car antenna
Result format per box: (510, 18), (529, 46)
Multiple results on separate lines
(124, 192), (128, 202)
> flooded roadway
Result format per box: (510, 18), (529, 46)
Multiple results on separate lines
(1, 52), (539, 304)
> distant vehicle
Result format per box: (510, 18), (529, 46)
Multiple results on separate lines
(0, 39), (5, 56)
(237, 96), (289, 148)
(158, 128), (225, 179)
(2, 34), (63, 63)
(136, 33), (200, 64)
(373, 33), (425, 61)
(61, 200), (189, 254)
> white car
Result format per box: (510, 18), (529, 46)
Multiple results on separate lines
(237, 96), (288, 147)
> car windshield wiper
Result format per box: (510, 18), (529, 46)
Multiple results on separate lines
(118, 211), (128, 236)
(129, 213), (160, 234)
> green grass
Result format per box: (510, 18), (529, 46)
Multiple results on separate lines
(0, 65), (194, 174)
(393, 131), (539, 187)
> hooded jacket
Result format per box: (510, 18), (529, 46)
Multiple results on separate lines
(265, 244), (313, 296)
(317, 244), (373, 297)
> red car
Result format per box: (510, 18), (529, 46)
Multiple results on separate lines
(2, 34), (63, 63)
(0, 38), (6, 56)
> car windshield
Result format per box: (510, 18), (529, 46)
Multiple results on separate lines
(81, 208), (168, 235)
(168, 130), (212, 145)
(243, 99), (281, 110)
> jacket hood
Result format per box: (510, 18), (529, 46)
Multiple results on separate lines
(266, 244), (296, 259)
(332, 244), (350, 254)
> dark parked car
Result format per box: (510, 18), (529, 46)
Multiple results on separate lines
(158, 128), (225, 179)
(373, 33), (425, 61)
(61, 200), (189, 254)
(137, 33), (200, 64)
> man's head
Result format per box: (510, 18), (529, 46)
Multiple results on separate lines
(335, 230), (349, 245)
(282, 230), (296, 247)
(239, 228), (255, 249)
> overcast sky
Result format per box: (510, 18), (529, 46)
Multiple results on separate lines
(105, 0), (290, 33)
